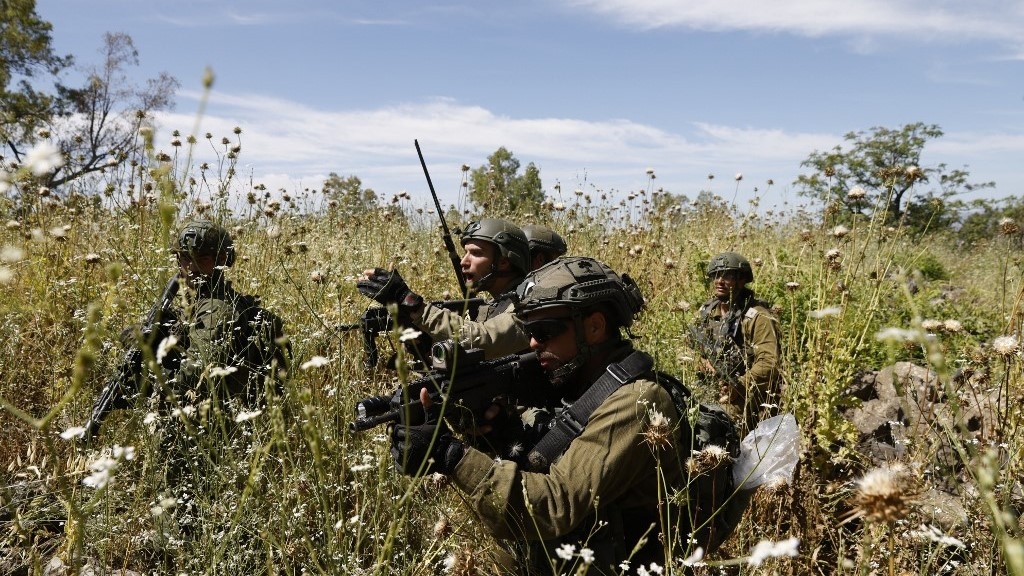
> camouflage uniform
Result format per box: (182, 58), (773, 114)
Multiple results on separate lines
(368, 219), (533, 359)
(413, 301), (527, 359)
(155, 221), (289, 527)
(451, 343), (686, 574)
(390, 257), (691, 574)
(692, 253), (782, 432)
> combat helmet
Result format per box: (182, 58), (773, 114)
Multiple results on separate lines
(459, 218), (530, 276)
(173, 220), (236, 267)
(707, 252), (753, 283)
(522, 224), (567, 261)
(516, 256), (644, 331)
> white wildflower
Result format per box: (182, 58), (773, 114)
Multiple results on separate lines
(399, 328), (423, 343)
(1, 245), (25, 263)
(920, 319), (942, 333)
(579, 547), (595, 565)
(993, 334), (1019, 357)
(60, 426), (86, 440)
(748, 536), (800, 566)
(681, 547), (705, 566)
(875, 327), (919, 342)
(301, 355), (330, 370)
(846, 186), (866, 200)
(78, 457), (113, 484)
(808, 306), (842, 319)
(209, 365), (238, 378)
(943, 319), (963, 333)
(25, 141), (64, 175)
(234, 409), (263, 423)
(831, 225), (850, 238)
(556, 543), (575, 561)
(908, 524), (965, 548)
(156, 335), (178, 364)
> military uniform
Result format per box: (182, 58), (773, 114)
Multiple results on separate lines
(359, 218), (533, 360)
(450, 344), (686, 574)
(170, 279), (287, 410)
(694, 288), (782, 431)
(412, 290), (529, 359)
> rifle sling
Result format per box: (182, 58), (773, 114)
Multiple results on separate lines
(527, 350), (654, 470)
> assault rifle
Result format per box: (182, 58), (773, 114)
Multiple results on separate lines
(687, 325), (747, 392)
(338, 298), (485, 369)
(414, 139), (468, 297)
(349, 340), (545, 433)
(83, 275), (181, 441)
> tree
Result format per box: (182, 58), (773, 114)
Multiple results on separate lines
(2, 27), (179, 206)
(794, 123), (993, 231)
(0, 0), (73, 150)
(469, 147), (544, 214)
(322, 173), (378, 215)
(46, 33), (179, 191)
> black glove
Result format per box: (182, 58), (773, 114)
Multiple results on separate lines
(390, 404), (464, 477)
(358, 268), (422, 307)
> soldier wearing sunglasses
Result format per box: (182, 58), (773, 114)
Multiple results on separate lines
(389, 257), (694, 574)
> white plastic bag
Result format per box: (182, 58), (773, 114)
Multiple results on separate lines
(732, 413), (800, 490)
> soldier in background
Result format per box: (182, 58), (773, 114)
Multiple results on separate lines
(690, 251), (782, 432)
(523, 223), (567, 269)
(151, 220), (289, 532)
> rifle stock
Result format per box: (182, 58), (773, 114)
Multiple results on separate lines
(414, 139), (468, 297)
(82, 275), (180, 441)
(349, 340), (545, 433)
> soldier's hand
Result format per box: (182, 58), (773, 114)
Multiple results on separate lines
(389, 388), (464, 477)
(357, 268), (423, 312)
(697, 359), (716, 375)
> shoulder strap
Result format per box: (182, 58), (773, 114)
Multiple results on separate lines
(526, 351), (654, 471)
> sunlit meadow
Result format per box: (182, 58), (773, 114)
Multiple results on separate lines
(1, 126), (1023, 575)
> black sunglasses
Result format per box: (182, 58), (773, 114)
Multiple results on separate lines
(524, 317), (572, 344)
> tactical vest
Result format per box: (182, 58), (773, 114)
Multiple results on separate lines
(696, 291), (770, 378)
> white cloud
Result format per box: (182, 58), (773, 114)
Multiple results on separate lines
(150, 90), (1024, 208)
(564, 0), (1024, 45)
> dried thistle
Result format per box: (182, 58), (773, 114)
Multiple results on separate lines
(642, 408), (674, 450)
(842, 464), (917, 525)
(686, 445), (731, 475)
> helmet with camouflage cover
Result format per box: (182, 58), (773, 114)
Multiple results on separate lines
(516, 256), (644, 331)
(459, 218), (530, 276)
(173, 220), (236, 267)
(522, 224), (567, 262)
(515, 256), (644, 384)
(707, 252), (753, 283)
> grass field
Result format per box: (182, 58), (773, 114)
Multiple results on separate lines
(1, 133), (1023, 575)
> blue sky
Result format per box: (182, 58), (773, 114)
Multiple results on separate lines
(39, 0), (1024, 211)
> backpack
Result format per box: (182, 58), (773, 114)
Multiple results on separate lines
(527, 350), (746, 554)
(656, 370), (746, 554)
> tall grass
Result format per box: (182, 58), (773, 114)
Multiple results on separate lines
(1, 129), (1022, 575)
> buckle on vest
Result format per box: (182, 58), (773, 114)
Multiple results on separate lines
(606, 362), (631, 384)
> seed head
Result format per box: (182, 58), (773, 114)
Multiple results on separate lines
(642, 408), (673, 450)
(686, 445), (731, 475)
(993, 335), (1019, 357)
(943, 319), (963, 333)
(844, 464), (916, 525)
(846, 186), (866, 201)
(999, 217), (1020, 236)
